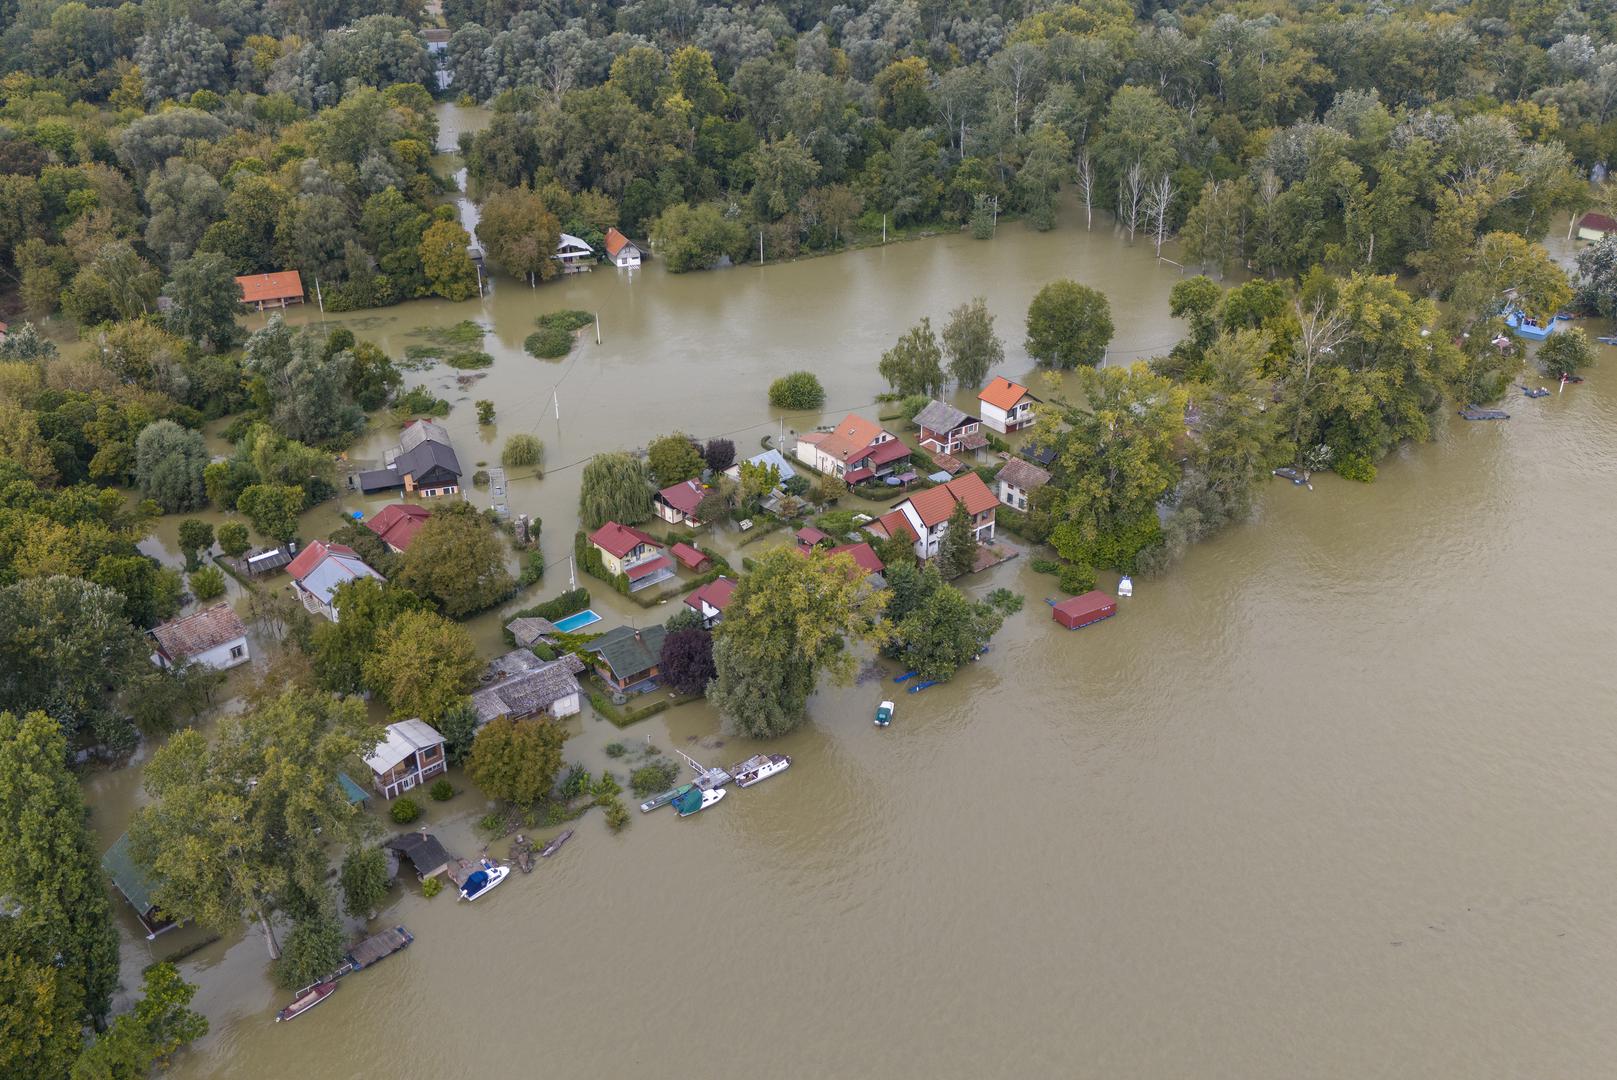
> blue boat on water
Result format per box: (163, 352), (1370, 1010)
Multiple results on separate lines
(908, 680), (938, 694)
(1504, 308), (1564, 340)
(893, 670), (917, 683)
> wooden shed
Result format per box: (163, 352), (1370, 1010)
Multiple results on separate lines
(1051, 591), (1117, 630)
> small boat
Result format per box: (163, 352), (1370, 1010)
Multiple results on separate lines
(875, 700), (894, 727)
(908, 680), (938, 694)
(1597, 335), (1617, 346)
(275, 981), (336, 1023)
(1559, 374), (1584, 384)
(539, 829), (572, 858)
(673, 786), (726, 817)
(893, 670), (917, 683)
(1272, 466), (1308, 485)
(729, 754), (791, 788)
(1117, 575), (1134, 598)
(458, 860), (509, 902)
(1518, 384), (1550, 398)
(641, 782), (694, 813)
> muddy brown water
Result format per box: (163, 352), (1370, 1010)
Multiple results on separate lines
(95, 103), (1617, 1078)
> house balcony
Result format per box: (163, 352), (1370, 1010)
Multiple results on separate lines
(623, 553), (676, 592)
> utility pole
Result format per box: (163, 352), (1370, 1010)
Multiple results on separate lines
(552, 389), (560, 420)
(568, 553), (576, 590)
(594, 313), (601, 344)
(882, 213), (887, 244)
(759, 230), (764, 265)
(314, 277), (324, 314)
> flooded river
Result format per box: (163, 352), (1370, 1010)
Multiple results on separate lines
(96, 103), (1617, 1078)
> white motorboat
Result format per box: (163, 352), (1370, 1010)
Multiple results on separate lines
(458, 860), (509, 901)
(729, 754), (791, 788)
(675, 787), (726, 817)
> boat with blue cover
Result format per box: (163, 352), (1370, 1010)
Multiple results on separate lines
(673, 786), (726, 817)
(458, 859), (508, 902)
(875, 700), (894, 727)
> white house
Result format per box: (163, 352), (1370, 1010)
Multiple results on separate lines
(149, 603), (250, 671)
(875, 473), (998, 560)
(913, 399), (985, 455)
(555, 233), (593, 271)
(978, 376), (1038, 434)
(604, 227), (641, 268)
(995, 457), (1051, 512)
(793, 413), (911, 483)
(364, 719), (448, 799)
(287, 540), (384, 622)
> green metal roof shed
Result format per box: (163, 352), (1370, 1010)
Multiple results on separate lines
(102, 832), (176, 939)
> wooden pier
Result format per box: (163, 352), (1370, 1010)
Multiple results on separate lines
(640, 749), (733, 811)
(329, 925), (413, 981)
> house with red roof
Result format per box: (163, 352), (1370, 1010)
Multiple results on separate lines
(978, 376), (1038, 433)
(684, 576), (736, 628)
(793, 413), (912, 485)
(365, 503), (432, 553)
(287, 540), (384, 622)
(588, 521), (675, 592)
(879, 473), (998, 561)
(149, 603), (250, 671)
(827, 542), (884, 578)
(654, 479), (705, 527)
(1577, 212), (1615, 242)
(604, 227), (641, 268)
(670, 542), (711, 571)
(235, 271), (305, 311)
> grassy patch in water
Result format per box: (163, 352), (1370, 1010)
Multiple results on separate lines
(414, 320), (486, 347)
(525, 310), (593, 359)
(444, 350), (493, 369)
(393, 385), (450, 417)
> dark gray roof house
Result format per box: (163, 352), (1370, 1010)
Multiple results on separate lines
(357, 419), (463, 496)
(471, 650), (585, 723)
(386, 830), (455, 880)
(587, 625), (667, 691)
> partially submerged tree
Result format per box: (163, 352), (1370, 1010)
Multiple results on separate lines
(659, 628), (716, 695)
(396, 502), (514, 618)
(941, 297), (1004, 391)
(134, 420), (209, 512)
(646, 432), (705, 486)
(578, 452), (653, 529)
(466, 716), (566, 807)
(878, 317), (947, 397)
(364, 609), (482, 722)
(1025, 280), (1113, 369)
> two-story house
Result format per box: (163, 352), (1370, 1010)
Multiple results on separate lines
(978, 377), (1038, 434)
(356, 419), (463, 498)
(588, 521), (676, 591)
(287, 541), (384, 622)
(914, 400), (986, 456)
(588, 625), (668, 692)
(654, 479), (705, 527)
(876, 473), (998, 561)
(683, 576), (736, 628)
(364, 719), (447, 799)
(995, 457), (1051, 512)
(794, 413), (912, 485)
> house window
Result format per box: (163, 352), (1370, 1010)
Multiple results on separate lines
(229, 644), (245, 659)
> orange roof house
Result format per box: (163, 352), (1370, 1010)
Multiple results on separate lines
(604, 227), (641, 268)
(977, 376), (1038, 433)
(887, 473), (998, 561)
(236, 271), (305, 310)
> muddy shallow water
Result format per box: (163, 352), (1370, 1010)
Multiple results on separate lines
(96, 103), (1617, 1079)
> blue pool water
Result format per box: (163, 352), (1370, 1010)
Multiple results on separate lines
(552, 609), (602, 633)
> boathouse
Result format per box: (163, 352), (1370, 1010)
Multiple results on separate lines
(148, 603), (250, 671)
(386, 831), (455, 881)
(102, 832), (175, 939)
(235, 271), (304, 311)
(1051, 591), (1117, 630)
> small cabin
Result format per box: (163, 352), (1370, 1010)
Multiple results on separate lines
(102, 832), (176, 939)
(1576, 212), (1615, 242)
(1051, 591), (1117, 630)
(235, 271), (304, 311)
(555, 233), (594, 272)
(604, 227), (641, 268)
(149, 603), (250, 671)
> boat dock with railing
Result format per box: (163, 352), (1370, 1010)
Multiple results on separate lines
(642, 749), (736, 811)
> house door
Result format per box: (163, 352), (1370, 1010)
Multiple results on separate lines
(399, 773), (416, 794)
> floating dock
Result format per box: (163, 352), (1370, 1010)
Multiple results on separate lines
(1459, 406), (1510, 421)
(330, 925), (413, 980)
(641, 750), (734, 811)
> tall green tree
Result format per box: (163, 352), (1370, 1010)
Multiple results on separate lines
(243, 319), (361, 447)
(130, 690), (377, 961)
(1175, 330), (1280, 537)
(339, 847), (391, 921)
(878, 317), (946, 397)
(0, 711), (121, 1074)
(477, 186), (560, 286)
(235, 484), (304, 544)
(578, 452), (653, 529)
(395, 502), (514, 618)
(133, 420), (208, 513)
(1025, 281), (1114, 369)
(1537, 328), (1596, 380)
(309, 579), (429, 694)
(941, 297), (1004, 390)
(466, 716), (566, 807)
(418, 220), (478, 301)
(893, 582), (1003, 682)
(645, 432), (705, 486)
(939, 501), (980, 579)
(68, 963), (207, 1080)
(363, 609), (481, 722)
(709, 548), (889, 738)
(164, 251), (241, 352)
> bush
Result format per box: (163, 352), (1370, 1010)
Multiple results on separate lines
(189, 565), (226, 601)
(604, 799), (629, 832)
(217, 520), (250, 557)
(421, 876), (443, 898)
(476, 400), (495, 424)
(1333, 452), (1376, 483)
(1030, 558), (1061, 575)
(537, 309), (593, 332)
(604, 742), (627, 758)
(390, 797), (421, 824)
(477, 811), (505, 835)
(524, 326), (574, 358)
(472, 469), (490, 486)
(769, 370), (825, 409)
(629, 760), (681, 798)
(1058, 562), (1096, 594)
(591, 771), (622, 799)
(395, 386), (450, 416)
(445, 350), (493, 369)
(986, 588), (1024, 614)
(519, 587), (590, 623)
(502, 434), (544, 468)
(429, 778), (455, 802)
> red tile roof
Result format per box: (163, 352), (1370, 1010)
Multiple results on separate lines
(150, 603), (247, 660)
(827, 542), (884, 575)
(604, 227), (633, 257)
(796, 526), (830, 546)
(657, 479), (705, 516)
(287, 540), (355, 581)
(876, 509), (918, 543)
(624, 554), (673, 580)
(979, 376), (1032, 411)
(1580, 212), (1617, 233)
(860, 439), (912, 467)
(804, 414), (886, 464)
(365, 503), (432, 551)
(685, 576), (736, 614)
(670, 542), (710, 570)
(589, 522), (660, 559)
(236, 271), (304, 304)
(905, 473), (997, 527)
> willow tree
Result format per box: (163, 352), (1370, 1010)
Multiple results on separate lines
(709, 548), (889, 738)
(578, 451), (653, 530)
(130, 691), (377, 961)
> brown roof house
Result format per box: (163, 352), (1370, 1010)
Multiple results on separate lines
(995, 457), (1051, 512)
(793, 413), (912, 485)
(365, 503), (432, 553)
(654, 479), (705, 528)
(604, 227), (641, 268)
(288, 540), (384, 622)
(978, 376), (1038, 433)
(683, 576), (737, 628)
(471, 649), (586, 724)
(588, 522), (675, 592)
(149, 603), (250, 671)
(914, 400), (986, 456)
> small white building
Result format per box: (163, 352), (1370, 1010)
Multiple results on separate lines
(149, 603), (250, 671)
(978, 376), (1038, 434)
(994, 457), (1051, 512)
(555, 233), (593, 272)
(1576, 212), (1615, 242)
(604, 227), (641, 268)
(364, 719), (448, 799)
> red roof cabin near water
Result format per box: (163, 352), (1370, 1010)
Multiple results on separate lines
(235, 271), (305, 310)
(604, 227), (641, 268)
(365, 503), (432, 553)
(670, 542), (711, 571)
(1051, 590), (1117, 630)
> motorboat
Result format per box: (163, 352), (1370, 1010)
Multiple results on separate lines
(875, 700), (894, 727)
(275, 981), (336, 1023)
(729, 754), (791, 788)
(458, 860), (509, 902)
(674, 786), (726, 817)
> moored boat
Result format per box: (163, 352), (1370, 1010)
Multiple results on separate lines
(673, 786), (726, 817)
(275, 981), (336, 1023)
(458, 859), (509, 902)
(729, 754), (790, 788)
(640, 782), (694, 813)
(875, 700), (894, 727)
(540, 829), (572, 857)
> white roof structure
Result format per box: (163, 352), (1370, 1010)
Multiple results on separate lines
(556, 233), (593, 256)
(364, 719), (444, 773)
(293, 547), (382, 606)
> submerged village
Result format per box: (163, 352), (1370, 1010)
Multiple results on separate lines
(1, 0), (1616, 1073)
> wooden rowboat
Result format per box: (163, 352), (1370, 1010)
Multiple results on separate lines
(276, 981), (336, 1023)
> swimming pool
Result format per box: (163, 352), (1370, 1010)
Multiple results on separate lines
(552, 609), (602, 633)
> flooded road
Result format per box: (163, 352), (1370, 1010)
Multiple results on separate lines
(106, 103), (1617, 1078)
